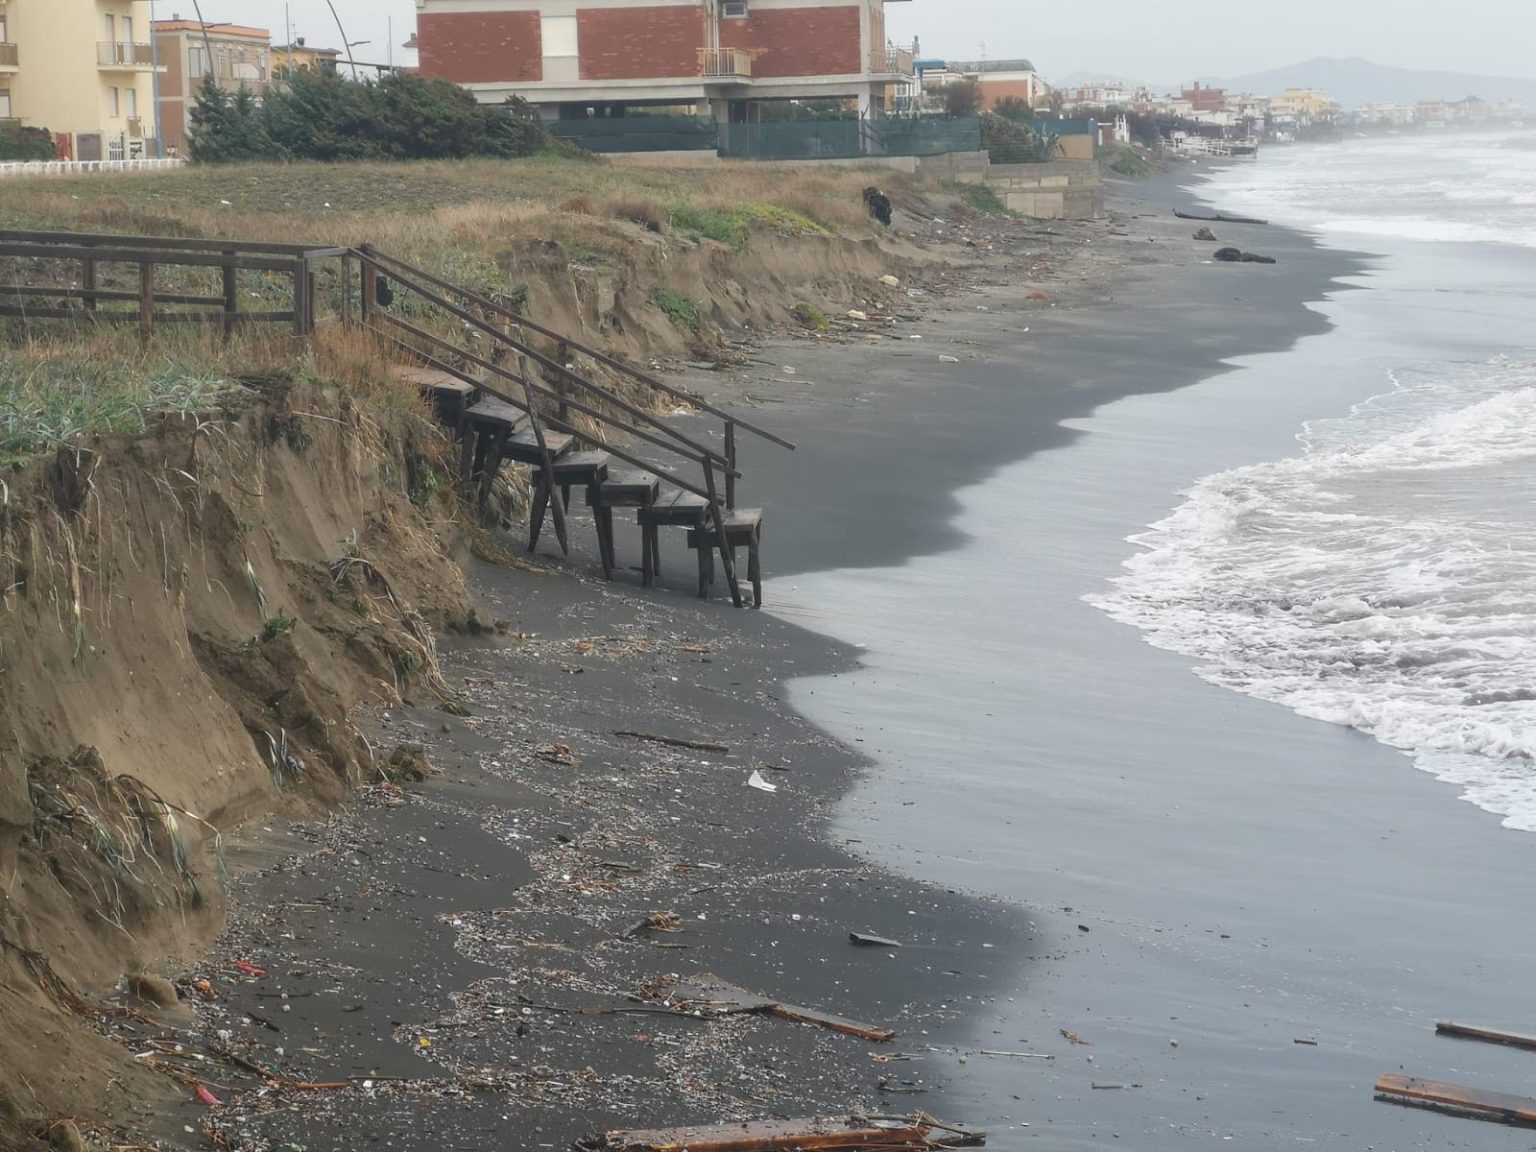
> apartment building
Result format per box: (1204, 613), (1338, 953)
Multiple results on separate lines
(154, 18), (271, 152)
(0, 0), (164, 159)
(414, 0), (915, 119)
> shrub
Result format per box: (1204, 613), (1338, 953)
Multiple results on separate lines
(189, 70), (550, 164)
(653, 290), (700, 331)
(0, 123), (55, 162)
(792, 302), (829, 332)
(964, 184), (1011, 215)
(560, 194), (597, 215)
(943, 79), (983, 119)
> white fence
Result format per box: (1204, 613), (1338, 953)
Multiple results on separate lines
(0, 157), (187, 180)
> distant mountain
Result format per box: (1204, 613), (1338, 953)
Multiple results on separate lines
(1212, 57), (1536, 109)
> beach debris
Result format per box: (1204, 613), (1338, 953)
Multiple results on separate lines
(1192, 227), (1218, 242)
(880, 274), (902, 288)
(939, 355), (960, 364)
(1174, 208), (1269, 225)
(126, 973), (180, 1008)
(646, 972), (896, 1042)
(747, 770), (779, 793)
(1293, 1038), (1319, 1046)
(1435, 1021), (1536, 1051)
(1077, 924), (1090, 933)
(1213, 247), (1277, 265)
(535, 743), (581, 767)
(623, 912), (684, 938)
(980, 1050), (1054, 1060)
(580, 1112), (984, 1151)
(1060, 1028), (1089, 1046)
(850, 933), (902, 948)
(614, 730), (730, 754)
(848, 310), (869, 321)
(863, 186), (894, 226)
(233, 960), (266, 978)
(878, 1079), (927, 1095)
(194, 1085), (221, 1107)
(1374, 1073), (1536, 1126)
(1026, 291), (1049, 301)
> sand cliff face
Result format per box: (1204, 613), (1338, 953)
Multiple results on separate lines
(0, 378), (473, 1148)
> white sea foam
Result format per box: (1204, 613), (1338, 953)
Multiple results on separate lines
(1090, 359), (1536, 830)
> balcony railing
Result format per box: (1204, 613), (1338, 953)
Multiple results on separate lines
(97, 41), (158, 69)
(0, 43), (18, 68)
(700, 48), (752, 79)
(870, 47), (915, 76)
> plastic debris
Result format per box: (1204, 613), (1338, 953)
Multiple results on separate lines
(747, 770), (778, 793)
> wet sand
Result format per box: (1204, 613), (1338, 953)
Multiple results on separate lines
(167, 170), (1533, 1150)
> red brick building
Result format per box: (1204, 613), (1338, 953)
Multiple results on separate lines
(415, 0), (914, 118)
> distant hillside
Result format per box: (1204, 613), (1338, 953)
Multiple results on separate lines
(1213, 57), (1536, 108)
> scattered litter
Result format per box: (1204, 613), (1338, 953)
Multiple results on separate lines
(849, 933), (902, 949)
(1294, 1038), (1318, 1046)
(848, 310), (869, 321)
(1375, 1074), (1536, 1126)
(234, 960), (266, 978)
(782, 366), (797, 375)
(980, 1050), (1054, 1060)
(535, 743), (581, 767)
(194, 1085), (221, 1107)
(580, 1113), (983, 1151)
(747, 770), (779, 793)
(939, 355), (960, 364)
(880, 274), (902, 288)
(614, 730), (729, 754)
(623, 912), (683, 938)
(1091, 1083), (1127, 1090)
(1060, 1029), (1089, 1046)
(646, 972), (896, 1042)
(1214, 246), (1277, 265)
(1435, 1021), (1536, 1051)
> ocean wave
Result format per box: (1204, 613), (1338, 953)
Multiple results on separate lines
(1089, 359), (1536, 830)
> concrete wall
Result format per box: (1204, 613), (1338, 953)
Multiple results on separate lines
(986, 160), (1101, 219)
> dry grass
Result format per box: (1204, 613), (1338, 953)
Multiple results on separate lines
(606, 195), (668, 234)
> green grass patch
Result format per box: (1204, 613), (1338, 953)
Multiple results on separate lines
(964, 184), (1013, 215)
(0, 357), (234, 465)
(653, 290), (700, 331)
(1102, 147), (1154, 178)
(668, 201), (833, 248)
(792, 302), (829, 332)
(259, 614), (297, 642)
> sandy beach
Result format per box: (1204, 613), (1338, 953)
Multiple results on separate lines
(150, 164), (1536, 1152)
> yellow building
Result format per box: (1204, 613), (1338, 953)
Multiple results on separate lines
(0, 0), (165, 160)
(154, 19), (271, 153)
(1270, 87), (1335, 120)
(271, 38), (342, 77)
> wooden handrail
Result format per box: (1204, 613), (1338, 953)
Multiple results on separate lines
(357, 246), (796, 451)
(0, 229), (341, 258)
(354, 251), (736, 472)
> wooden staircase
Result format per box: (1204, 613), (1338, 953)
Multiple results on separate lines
(355, 249), (789, 608)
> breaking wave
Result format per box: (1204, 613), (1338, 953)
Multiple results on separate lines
(1090, 358), (1536, 830)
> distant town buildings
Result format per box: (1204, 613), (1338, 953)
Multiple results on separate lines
(154, 18), (271, 153)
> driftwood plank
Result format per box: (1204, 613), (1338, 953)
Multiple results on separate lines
(1436, 1021), (1536, 1052)
(1375, 1074), (1536, 1125)
(596, 1117), (930, 1152)
(658, 973), (895, 1042)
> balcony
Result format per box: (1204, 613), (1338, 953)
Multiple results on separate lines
(0, 42), (18, 71)
(700, 48), (752, 80)
(870, 47), (915, 77)
(97, 41), (160, 70)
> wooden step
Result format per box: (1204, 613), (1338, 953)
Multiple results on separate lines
(686, 508), (763, 547)
(461, 397), (524, 429)
(639, 488), (711, 527)
(393, 366), (477, 396)
(549, 449), (611, 480)
(593, 470), (660, 508)
(503, 427), (574, 463)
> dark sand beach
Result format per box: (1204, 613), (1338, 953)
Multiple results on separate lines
(168, 169), (1536, 1151)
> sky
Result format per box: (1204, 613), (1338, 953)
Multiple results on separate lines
(169, 0), (1536, 86)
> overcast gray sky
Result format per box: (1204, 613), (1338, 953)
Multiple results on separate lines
(177, 1), (1536, 85)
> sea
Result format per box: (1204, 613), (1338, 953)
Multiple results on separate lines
(767, 129), (1536, 1148)
(1094, 131), (1536, 832)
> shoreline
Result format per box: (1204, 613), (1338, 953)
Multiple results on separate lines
(159, 169), (1373, 1150)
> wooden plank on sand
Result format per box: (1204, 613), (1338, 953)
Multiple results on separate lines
(659, 973), (896, 1043)
(1375, 1074), (1536, 1125)
(595, 1115), (984, 1151)
(1436, 1021), (1536, 1052)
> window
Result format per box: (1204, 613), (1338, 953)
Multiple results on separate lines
(121, 15), (134, 43)
(0, 91), (11, 120)
(104, 14), (115, 42)
(541, 15), (578, 58)
(125, 87), (137, 118)
(189, 44), (208, 77)
(0, 16), (9, 42)
(108, 87), (120, 117)
(722, 1), (749, 17)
